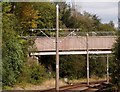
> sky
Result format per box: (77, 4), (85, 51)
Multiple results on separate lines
(67, 0), (119, 27)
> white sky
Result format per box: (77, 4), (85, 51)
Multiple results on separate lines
(71, 0), (119, 2)
(66, 0), (119, 27)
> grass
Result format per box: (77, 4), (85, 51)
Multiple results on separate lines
(11, 78), (67, 90)
(3, 86), (13, 90)
(68, 76), (106, 84)
(5, 76), (106, 90)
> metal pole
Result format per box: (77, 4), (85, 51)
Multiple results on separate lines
(86, 33), (89, 86)
(107, 55), (109, 83)
(56, 4), (59, 92)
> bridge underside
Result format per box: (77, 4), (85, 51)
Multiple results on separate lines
(30, 50), (112, 56)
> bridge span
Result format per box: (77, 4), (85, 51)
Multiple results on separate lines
(30, 36), (116, 56)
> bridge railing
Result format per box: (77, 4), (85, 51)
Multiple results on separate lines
(59, 31), (117, 37)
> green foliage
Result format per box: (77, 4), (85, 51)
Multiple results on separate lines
(89, 56), (106, 77)
(2, 2), (12, 14)
(99, 23), (116, 32)
(2, 86), (12, 90)
(61, 8), (116, 32)
(40, 55), (56, 74)
(2, 14), (24, 86)
(18, 63), (48, 84)
(2, 2), (51, 87)
(34, 2), (56, 28)
(60, 55), (86, 79)
(111, 31), (120, 91)
(40, 55), (87, 79)
(30, 64), (47, 84)
(33, 2), (56, 36)
(12, 2), (39, 35)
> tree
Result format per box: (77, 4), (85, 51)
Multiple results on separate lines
(99, 23), (116, 32)
(12, 2), (39, 35)
(2, 2), (24, 86)
(109, 21), (114, 27)
(111, 31), (120, 91)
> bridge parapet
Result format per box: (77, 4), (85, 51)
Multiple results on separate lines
(34, 36), (116, 52)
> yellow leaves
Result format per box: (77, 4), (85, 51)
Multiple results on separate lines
(21, 19), (37, 28)
(31, 22), (37, 28)
(31, 23), (37, 28)
(18, 3), (39, 29)
(22, 5), (38, 20)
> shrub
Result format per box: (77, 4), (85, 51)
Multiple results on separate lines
(30, 64), (47, 84)
(18, 63), (48, 85)
(2, 15), (24, 86)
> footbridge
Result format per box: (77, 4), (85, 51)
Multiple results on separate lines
(30, 35), (117, 56)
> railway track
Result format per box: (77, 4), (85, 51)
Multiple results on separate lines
(40, 80), (108, 92)
(2, 80), (109, 92)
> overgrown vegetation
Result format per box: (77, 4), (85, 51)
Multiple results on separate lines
(18, 63), (48, 85)
(60, 55), (86, 79)
(2, 2), (117, 90)
(111, 31), (120, 91)
(2, 2), (48, 88)
(2, 3), (24, 87)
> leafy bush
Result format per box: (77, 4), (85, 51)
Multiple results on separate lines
(2, 16), (24, 86)
(60, 55), (86, 79)
(18, 63), (48, 85)
(89, 56), (106, 77)
(30, 64), (47, 84)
